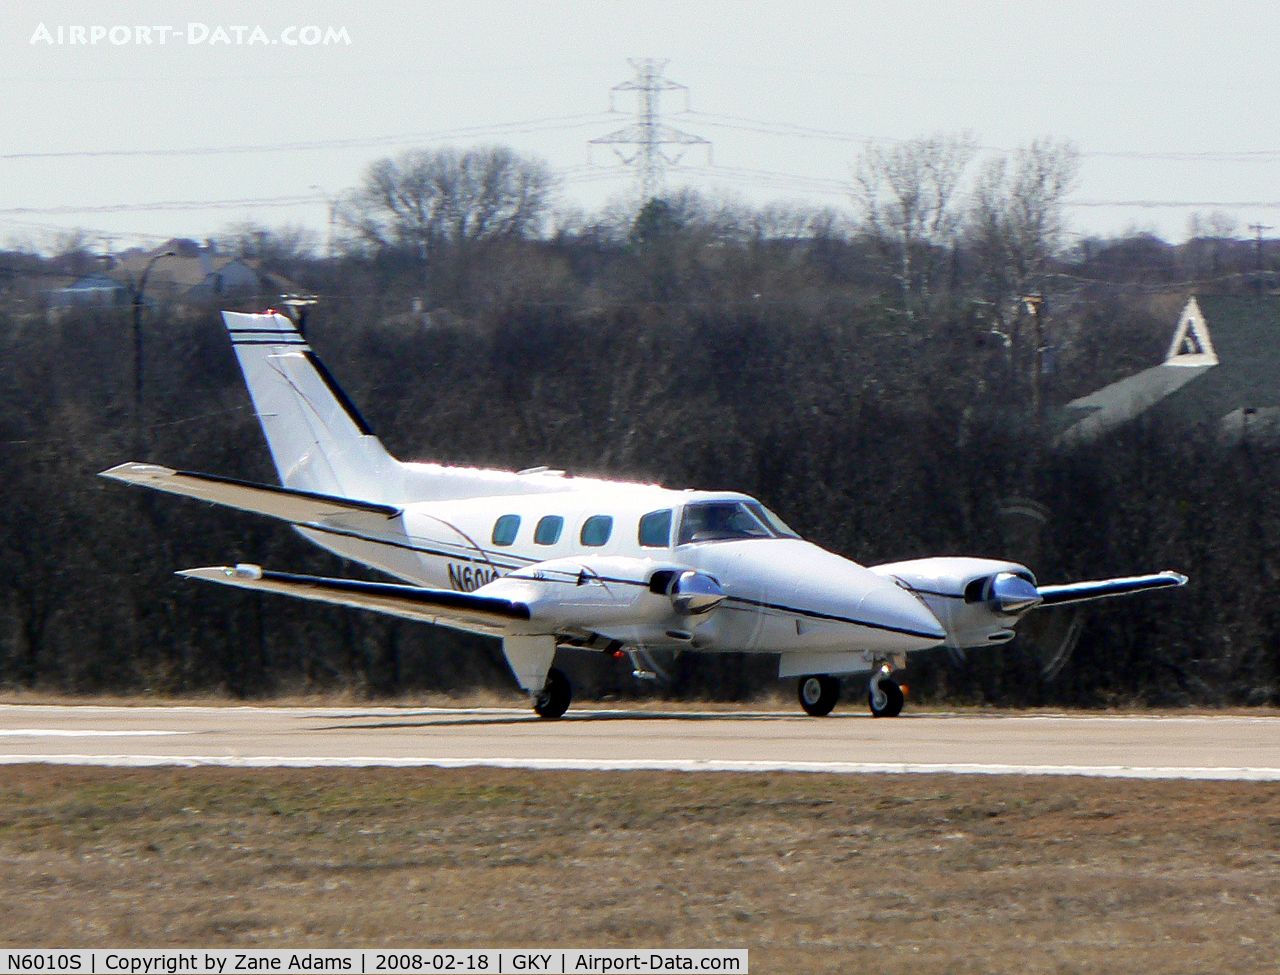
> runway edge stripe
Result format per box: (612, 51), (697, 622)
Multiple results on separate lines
(2, 754), (1280, 780)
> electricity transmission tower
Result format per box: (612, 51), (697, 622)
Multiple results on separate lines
(590, 59), (711, 202)
(1248, 223), (1272, 290)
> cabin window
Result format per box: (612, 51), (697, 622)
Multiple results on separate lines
(638, 509), (673, 548)
(748, 502), (800, 539)
(677, 501), (778, 544)
(580, 515), (613, 547)
(491, 514), (520, 547)
(534, 515), (564, 545)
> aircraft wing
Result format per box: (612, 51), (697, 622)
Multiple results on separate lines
(179, 564), (529, 638)
(100, 463), (400, 525)
(1036, 571), (1187, 607)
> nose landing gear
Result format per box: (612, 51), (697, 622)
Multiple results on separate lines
(868, 664), (904, 717)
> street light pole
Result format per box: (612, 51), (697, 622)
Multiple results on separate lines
(130, 250), (175, 455)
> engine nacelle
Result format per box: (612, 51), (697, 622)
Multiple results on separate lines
(647, 568), (726, 615)
(869, 556), (1041, 650)
(477, 556), (723, 639)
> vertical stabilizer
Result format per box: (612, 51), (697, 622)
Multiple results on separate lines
(224, 311), (399, 500)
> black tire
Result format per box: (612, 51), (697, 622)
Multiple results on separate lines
(868, 677), (904, 718)
(533, 667), (571, 719)
(798, 674), (840, 716)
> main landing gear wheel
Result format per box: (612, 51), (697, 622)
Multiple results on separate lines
(533, 667), (571, 719)
(868, 668), (904, 718)
(798, 674), (840, 716)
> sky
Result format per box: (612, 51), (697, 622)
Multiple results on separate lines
(5, 0), (1280, 252)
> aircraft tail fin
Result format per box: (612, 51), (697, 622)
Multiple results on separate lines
(224, 311), (399, 501)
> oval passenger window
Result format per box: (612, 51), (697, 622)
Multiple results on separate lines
(492, 514), (521, 546)
(534, 515), (564, 545)
(580, 515), (613, 547)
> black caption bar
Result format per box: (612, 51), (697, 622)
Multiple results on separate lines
(0, 950), (748, 975)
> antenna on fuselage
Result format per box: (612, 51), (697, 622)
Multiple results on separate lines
(278, 293), (319, 340)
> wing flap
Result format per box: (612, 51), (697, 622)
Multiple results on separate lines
(100, 463), (400, 524)
(179, 565), (530, 637)
(1037, 571), (1187, 607)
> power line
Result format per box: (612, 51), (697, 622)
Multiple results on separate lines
(1084, 149), (1280, 161)
(14, 178), (1280, 223)
(563, 159), (852, 197)
(0, 216), (169, 245)
(663, 110), (1280, 163)
(1068, 200), (1280, 209)
(0, 112), (616, 161)
(7, 101), (1280, 169)
(684, 110), (887, 146)
(0, 194), (327, 217)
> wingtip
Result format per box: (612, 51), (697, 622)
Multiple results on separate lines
(178, 563), (264, 582)
(99, 461), (175, 481)
(1164, 571), (1189, 586)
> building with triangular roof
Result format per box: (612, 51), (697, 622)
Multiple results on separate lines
(45, 238), (301, 314)
(1057, 295), (1280, 446)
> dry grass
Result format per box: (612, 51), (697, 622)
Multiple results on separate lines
(0, 766), (1277, 973)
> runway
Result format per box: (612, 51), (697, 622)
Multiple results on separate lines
(0, 703), (1278, 779)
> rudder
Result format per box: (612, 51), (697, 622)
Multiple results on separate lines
(223, 311), (399, 500)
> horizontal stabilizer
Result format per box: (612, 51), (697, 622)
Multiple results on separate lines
(100, 463), (400, 525)
(179, 565), (530, 637)
(1037, 571), (1187, 607)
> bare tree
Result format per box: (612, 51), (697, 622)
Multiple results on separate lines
(1185, 210), (1239, 280)
(966, 139), (1078, 429)
(345, 146), (556, 256)
(855, 133), (977, 313)
(219, 223), (318, 267)
(968, 137), (1080, 303)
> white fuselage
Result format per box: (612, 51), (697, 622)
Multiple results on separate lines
(292, 463), (947, 666)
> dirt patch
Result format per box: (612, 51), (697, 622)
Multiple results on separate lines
(0, 766), (1276, 973)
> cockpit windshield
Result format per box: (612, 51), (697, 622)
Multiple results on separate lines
(676, 501), (801, 545)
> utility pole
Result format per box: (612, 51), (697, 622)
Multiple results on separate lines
(590, 59), (710, 203)
(310, 185), (337, 259)
(1248, 223), (1272, 292)
(1022, 293), (1046, 425)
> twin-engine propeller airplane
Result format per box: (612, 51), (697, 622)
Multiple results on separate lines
(102, 311), (1186, 718)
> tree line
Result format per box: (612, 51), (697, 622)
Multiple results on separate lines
(1, 136), (1277, 706)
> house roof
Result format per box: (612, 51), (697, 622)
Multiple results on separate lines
(105, 247), (299, 302)
(111, 252), (228, 294)
(1164, 295), (1280, 418)
(63, 272), (124, 292)
(1057, 294), (1280, 444)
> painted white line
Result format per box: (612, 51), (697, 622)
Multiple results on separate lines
(2, 754), (1279, 780)
(0, 704), (524, 716)
(0, 730), (190, 737)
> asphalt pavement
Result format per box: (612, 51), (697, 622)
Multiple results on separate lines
(0, 704), (1277, 779)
